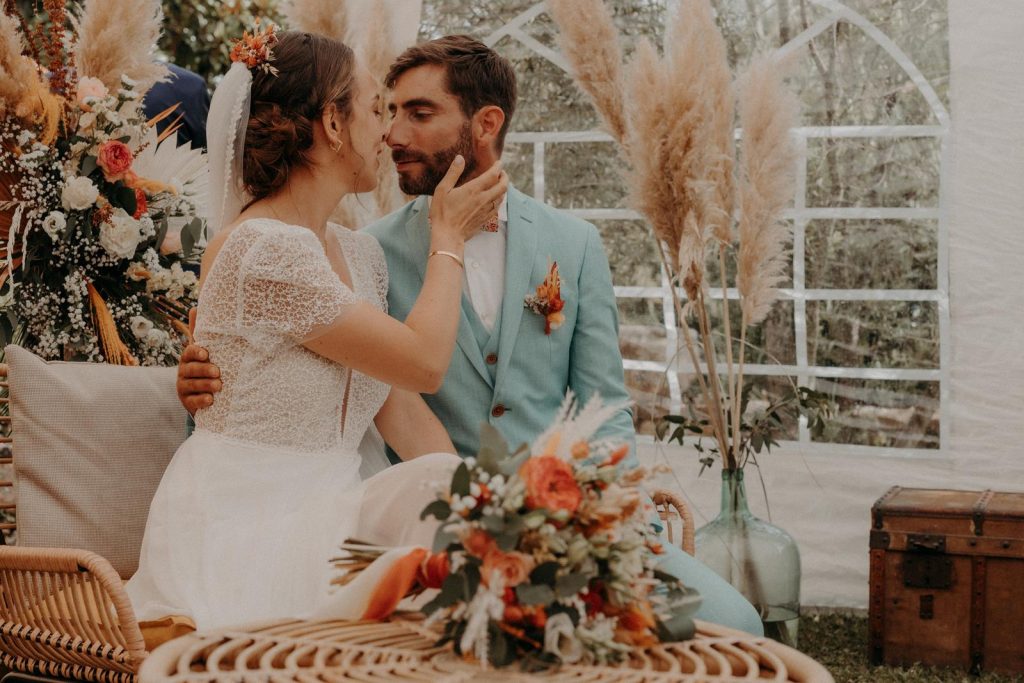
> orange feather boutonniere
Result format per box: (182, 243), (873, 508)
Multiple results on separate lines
(524, 261), (565, 335)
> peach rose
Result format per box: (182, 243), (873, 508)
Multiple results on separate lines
(481, 549), (534, 587)
(76, 77), (108, 106)
(97, 140), (134, 181)
(462, 528), (497, 558)
(519, 455), (582, 515)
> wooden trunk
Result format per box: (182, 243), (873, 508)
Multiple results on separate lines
(869, 486), (1024, 675)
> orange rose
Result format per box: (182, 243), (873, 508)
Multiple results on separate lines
(97, 140), (134, 181)
(481, 549), (534, 587)
(519, 455), (582, 515)
(461, 528), (497, 558)
(417, 551), (449, 589)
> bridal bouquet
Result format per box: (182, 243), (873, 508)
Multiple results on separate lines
(0, 1), (207, 366)
(415, 396), (700, 668)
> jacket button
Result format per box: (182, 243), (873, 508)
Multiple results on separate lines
(491, 404), (506, 418)
(486, 353), (498, 365)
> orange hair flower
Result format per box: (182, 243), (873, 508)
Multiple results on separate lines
(230, 20), (280, 76)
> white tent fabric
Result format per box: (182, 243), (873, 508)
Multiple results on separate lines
(642, 0), (1024, 607)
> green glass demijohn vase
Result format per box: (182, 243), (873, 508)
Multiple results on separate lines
(694, 468), (801, 645)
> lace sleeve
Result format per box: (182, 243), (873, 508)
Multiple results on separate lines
(361, 232), (389, 313)
(239, 225), (357, 342)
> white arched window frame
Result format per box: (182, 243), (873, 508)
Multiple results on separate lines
(483, 0), (950, 458)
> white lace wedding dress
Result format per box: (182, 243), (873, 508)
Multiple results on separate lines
(126, 218), (458, 630)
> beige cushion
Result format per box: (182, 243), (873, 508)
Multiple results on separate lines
(6, 344), (186, 578)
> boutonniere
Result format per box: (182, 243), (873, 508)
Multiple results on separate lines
(524, 261), (565, 335)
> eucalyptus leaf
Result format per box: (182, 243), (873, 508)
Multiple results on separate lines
(529, 561), (559, 587)
(555, 572), (589, 597)
(431, 527), (458, 553)
(80, 155), (97, 177)
(450, 461), (470, 497)
(420, 499), (451, 521)
(515, 583), (555, 606)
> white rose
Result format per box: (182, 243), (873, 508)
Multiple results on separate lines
(145, 327), (169, 348)
(61, 176), (99, 210)
(98, 209), (143, 259)
(129, 315), (153, 339)
(41, 211), (66, 240)
(544, 613), (583, 664)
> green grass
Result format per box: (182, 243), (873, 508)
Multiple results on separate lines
(798, 613), (1023, 682)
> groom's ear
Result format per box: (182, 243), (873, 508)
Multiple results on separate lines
(473, 105), (506, 152)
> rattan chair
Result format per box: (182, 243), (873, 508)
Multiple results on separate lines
(0, 363), (150, 683)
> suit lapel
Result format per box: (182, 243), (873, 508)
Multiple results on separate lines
(406, 197), (492, 386)
(495, 188), (538, 393)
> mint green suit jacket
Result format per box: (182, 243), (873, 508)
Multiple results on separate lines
(365, 187), (762, 635)
(365, 187), (635, 459)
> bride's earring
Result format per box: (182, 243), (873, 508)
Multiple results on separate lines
(331, 140), (343, 153)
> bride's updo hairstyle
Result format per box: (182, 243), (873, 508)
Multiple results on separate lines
(242, 31), (356, 200)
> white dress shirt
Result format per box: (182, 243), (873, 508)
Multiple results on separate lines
(462, 194), (508, 332)
(428, 194), (508, 333)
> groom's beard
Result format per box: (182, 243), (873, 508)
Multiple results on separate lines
(392, 123), (476, 196)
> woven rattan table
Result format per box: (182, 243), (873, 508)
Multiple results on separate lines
(139, 615), (833, 682)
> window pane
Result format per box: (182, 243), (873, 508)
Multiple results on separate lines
(594, 219), (662, 287)
(806, 137), (941, 208)
(502, 143), (534, 197)
(805, 220), (937, 290)
(808, 301), (939, 369)
(619, 299), (667, 363)
(810, 378), (939, 449)
(546, 141), (627, 208)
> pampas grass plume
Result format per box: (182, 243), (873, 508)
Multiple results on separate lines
(282, 0), (349, 40)
(73, 0), (167, 93)
(735, 54), (799, 326)
(548, 0), (627, 145)
(0, 11), (33, 116)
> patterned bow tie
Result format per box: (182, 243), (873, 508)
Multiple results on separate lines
(481, 213), (500, 233)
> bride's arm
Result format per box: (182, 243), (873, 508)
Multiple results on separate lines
(375, 389), (455, 460)
(304, 159), (506, 393)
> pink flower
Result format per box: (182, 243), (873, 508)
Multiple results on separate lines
(97, 140), (134, 181)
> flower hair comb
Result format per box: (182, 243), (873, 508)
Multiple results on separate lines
(229, 20), (280, 76)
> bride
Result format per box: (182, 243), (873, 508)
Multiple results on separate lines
(125, 29), (507, 630)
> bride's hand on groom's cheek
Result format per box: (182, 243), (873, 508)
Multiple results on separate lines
(429, 157), (508, 243)
(177, 343), (223, 415)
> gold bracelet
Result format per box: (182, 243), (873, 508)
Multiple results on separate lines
(429, 250), (465, 269)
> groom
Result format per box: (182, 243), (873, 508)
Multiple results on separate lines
(178, 35), (761, 635)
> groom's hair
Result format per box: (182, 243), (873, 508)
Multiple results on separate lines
(385, 35), (517, 151)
